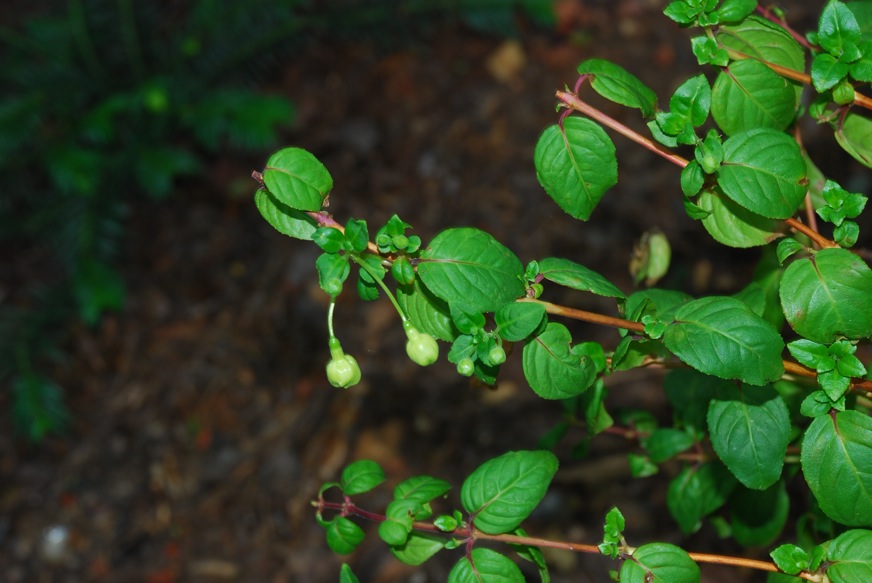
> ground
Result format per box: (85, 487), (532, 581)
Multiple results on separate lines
(0, 1), (835, 582)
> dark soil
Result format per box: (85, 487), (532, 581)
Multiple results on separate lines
(1, 1), (837, 582)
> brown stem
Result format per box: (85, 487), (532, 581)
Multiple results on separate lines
(519, 297), (646, 334)
(555, 91), (690, 168)
(784, 217), (838, 249)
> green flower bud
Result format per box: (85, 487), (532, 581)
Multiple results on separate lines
(832, 81), (855, 106)
(404, 323), (439, 366)
(326, 337), (361, 388)
(392, 234), (409, 250)
(326, 354), (361, 388)
(488, 346), (507, 366)
(456, 357), (475, 377)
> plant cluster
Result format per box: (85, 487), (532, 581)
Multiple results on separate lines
(1, 0), (554, 440)
(256, 0), (872, 581)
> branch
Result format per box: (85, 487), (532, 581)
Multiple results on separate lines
(518, 297), (645, 334)
(320, 499), (816, 581)
(555, 91), (690, 168)
(784, 217), (838, 249)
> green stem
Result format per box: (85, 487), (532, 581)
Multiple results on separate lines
(349, 254), (407, 323)
(327, 300), (337, 339)
(67, 0), (105, 79)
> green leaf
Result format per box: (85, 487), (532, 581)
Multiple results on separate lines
(620, 543), (701, 583)
(339, 563), (360, 583)
(495, 302), (546, 342)
(418, 228), (524, 314)
(663, 296), (785, 385)
(716, 128), (807, 219)
(668, 74), (712, 129)
(461, 450), (558, 534)
(818, 0), (862, 56)
(780, 248), (872, 343)
(664, 369), (729, 431)
(667, 462), (737, 534)
(698, 187), (785, 247)
(397, 279), (459, 342)
(395, 475), (451, 504)
(716, 15), (805, 79)
(534, 117), (618, 221)
(707, 383), (791, 489)
(826, 529), (872, 581)
(730, 480), (789, 547)
(390, 532), (446, 566)
(254, 189), (318, 240)
(312, 227), (345, 253)
(262, 147), (332, 212)
(510, 527), (550, 583)
(776, 238), (805, 264)
(326, 517), (365, 555)
(11, 374), (68, 441)
(315, 252), (350, 298)
(643, 428), (695, 463)
(623, 289), (693, 324)
(344, 218), (369, 253)
(770, 544), (810, 576)
(714, 0), (757, 23)
(448, 548), (524, 583)
(379, 499), (423, 545)
(341, 460), (386, 495)
(711, 59), (799, 136)
(787, 339), (832, 371)
(812, 53), (850, 91)
(522, 322), (598, 400)
(836, 111), (872, 167)
(577, 58), (658, 117)
(681, 160), (705, 197)
(538, 257), (625, 298)
(802, 410), (872, 526)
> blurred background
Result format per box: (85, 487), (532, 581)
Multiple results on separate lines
(0, 1), (841, 581)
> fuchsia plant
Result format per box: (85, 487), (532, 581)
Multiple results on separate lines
(255, 1), (872, 581)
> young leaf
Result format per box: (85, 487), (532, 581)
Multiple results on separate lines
(698, 187), (785, 248)
(341, 460), (386, 495)
(668, 74), (712, 129)
(534, 117), (618, 220)
(390, 532), (446, 566)
(577, 59), (658, 117)
(770, 544), (810, 576)
(826, 529), (872, 581)
(522, 322), (598, 399)
(730, 480), (790, 547)
(817, 0), (861, 56)
(707, 383), (791, 489)
(326, 517), (365, 555)
(262, 147), (332, 212)
(316, 252), (350, 298)
(460, 450), (558, 534)
(802, 410), (872, 527)
(418, 228), (524, 313)
(254, 189), (318, 240)
(495, 301), (546, 342)
(787, 339), (832, 371)
(663, 296), (785, 386)
(620, 542), (701, 583)
(712, 59), (799, 136)
(715, 0), (757, 24)
(537, 257), (626, 298)
(397, 279), (459, 342)
(667, 462), (737, 534)
(448, 548), (524, 583)
(344, 218), (369, 253)
(780, 248), (872, 343)
(717, 128), (807, 219)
